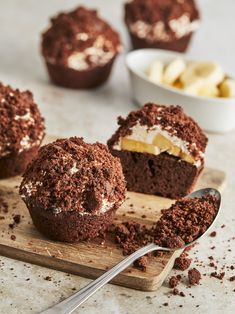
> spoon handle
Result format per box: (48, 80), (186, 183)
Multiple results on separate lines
(41, 243), (167, 314)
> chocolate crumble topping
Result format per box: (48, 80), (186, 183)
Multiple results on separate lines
(0, 83), (45, 156)
(20, 137), (126, 215)
(125, 0), (199, 27)
(42, 6), (121, 66)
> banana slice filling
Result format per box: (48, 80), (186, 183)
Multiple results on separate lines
(120, 134), (195, 164)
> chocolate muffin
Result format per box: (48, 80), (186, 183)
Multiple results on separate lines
(20, 137), (126, 242)
(124, 0), (200, 52)
(108, 103), (208, 199)
(0, 83), (45, 179)
(42, 6), (121, 89)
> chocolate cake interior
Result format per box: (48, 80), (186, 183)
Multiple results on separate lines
(111, 149), (203, 199)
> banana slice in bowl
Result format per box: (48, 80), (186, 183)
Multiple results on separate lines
(184, 80), (220, 98)
(220, 79), (235, 98)
(148, 60), (164, 85)
(126, 49), (235, 133)
(163, 58), (186, 85)
(180, 62), (225, 87)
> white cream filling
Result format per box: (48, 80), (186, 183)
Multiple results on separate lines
(1, 134), (43, 157)
(99, 198), (114, 214)
(14, 110), (34, 122)
(76, 32), (89, 41)
(0, 108), (43, 157)
(52, 208), (62, 214)
(67, 35), (115, 71)
(70, 162), (79, 175)
(22, 180), (42, 197)
(0, 143), (11, 157)
(129, 15), (199, 42)
(169, 15), (199, 38)
(19, 135), (31, 151)
(18, 130), (44, 154)
(113, 121), (202, 167)
(74, 198), (114, 216)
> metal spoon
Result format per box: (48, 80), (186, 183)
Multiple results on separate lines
(40, 188), (221, 314)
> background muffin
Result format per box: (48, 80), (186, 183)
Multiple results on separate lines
(0, 83), (45, 179)
(20, 137), (126, 242)
(42, 6), (122, 89)
(108, 103), (207, 199)
(124, 0), (200, 52)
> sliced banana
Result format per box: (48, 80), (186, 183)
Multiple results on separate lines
(198, 84), (219, 98)
(121, 138), (160, 155)
(180, 62), (225, 86)
(184, 79), (204, 96)
(184, 79), (219, 97)
(163, 58), (186, 85)
(220, 79), (235, 98)
(172, 79), (184, 89)
(148, 60), (164, 84)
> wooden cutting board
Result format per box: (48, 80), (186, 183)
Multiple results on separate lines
(0, 166), (225, 291)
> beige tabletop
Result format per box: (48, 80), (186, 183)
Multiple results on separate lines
(0, 1), (235, 313)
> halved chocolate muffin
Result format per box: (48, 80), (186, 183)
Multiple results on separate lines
(42, 6), (121, 89)
(108, 103), (208, 199)
(0, 83), (45, 179)
(20, 137), (126, 242)
(124, 0), (200, 52)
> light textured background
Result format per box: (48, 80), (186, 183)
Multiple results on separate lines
(0, 1), (235, 313)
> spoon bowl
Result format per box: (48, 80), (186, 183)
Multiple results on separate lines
(182, 187), (221, 247)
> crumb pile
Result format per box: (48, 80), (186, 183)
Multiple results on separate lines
(151, 195), (219, 246)
(115, 194), (218, 256)
(0, 83), (45, 157)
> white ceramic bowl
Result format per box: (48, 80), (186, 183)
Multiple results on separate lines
(126, 49), (235, 133)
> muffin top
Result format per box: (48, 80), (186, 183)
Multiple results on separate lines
(42, 6), (121, 70)
(0, 83), (45, 157)
(125, 0), (200, 42)
(20, 137), (126, 215)
(108, 103), (208, 166)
